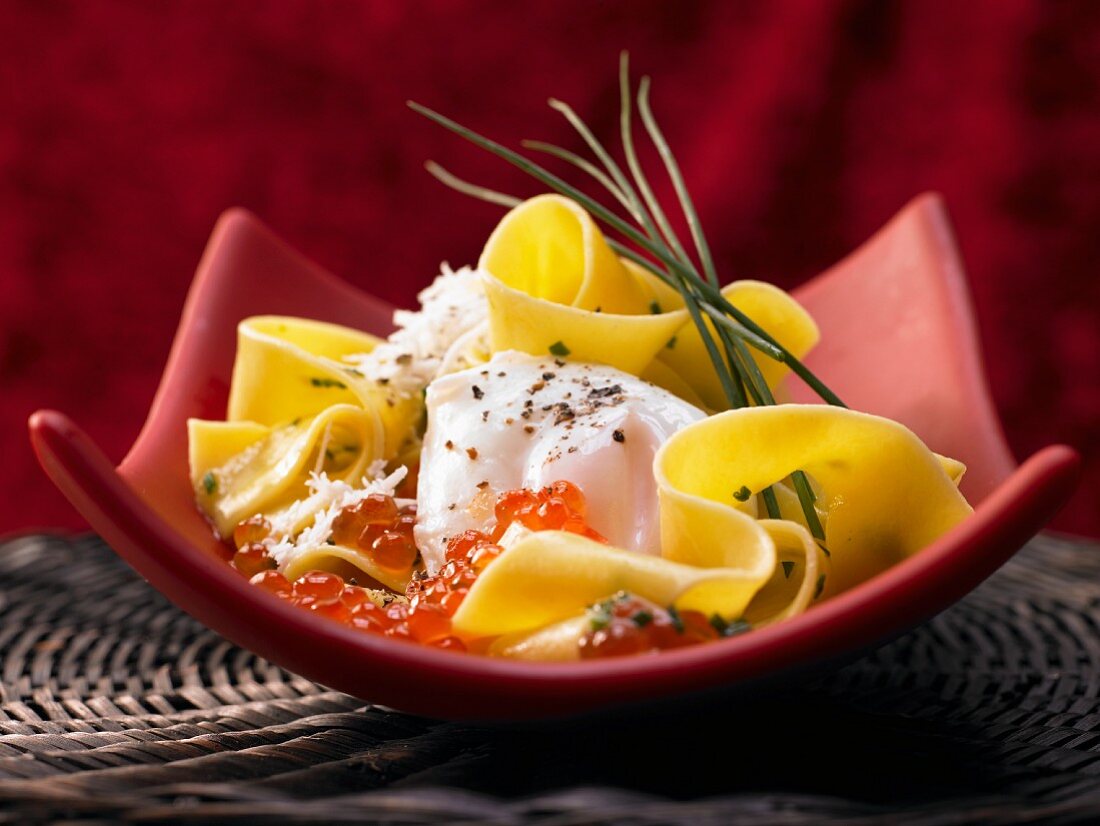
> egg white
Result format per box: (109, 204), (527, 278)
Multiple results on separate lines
(414, 351), (705, 573)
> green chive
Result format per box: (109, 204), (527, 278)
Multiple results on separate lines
(632, 610), (653, 628)
(411, 56), (849, 543)
(521, 139), (636, 216)
(709, 614), (752, 637)
(201, 471), (217, 496)
(549, 340), (571, 357)
(619, 53), (690, 263)
(667, 605), (684, 634)
(733, 486), (751, 502)
(425, 161), (520, 208)
(760, 487), (782, 520)
(637, 75), (719, 288)
(588, 609), (611, 631)
(546, 98), (642, 222)
(310, 377), (347, 389)
(723, 619), (752, 637)
(814, 574), (827, 600)
(649, 300), (662, 314)
(781, 561), (795, 579)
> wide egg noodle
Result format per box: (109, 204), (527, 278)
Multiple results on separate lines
(741, 518), (827, 626)
(489, 615), (590, 661)
(450, 529), (781, 640)
(655, 404), (973, 597)
(479, 194), (684, 375)
(228, 316), (419, 457)
(770, 451), (965, 536)
(638, 357), (710, 410)
(484, 519), (822, 660)
(480, 193), (655, 313)
(478, 194), (818, 406)
(188, 420), (270, 486)
(476, 406), (967, 656)
(189, 315), (423, 538)
(282, 542), (410, 592)
(481, 276), (687, 377)
(190, 403), (377, 537)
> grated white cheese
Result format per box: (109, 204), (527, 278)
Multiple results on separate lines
(264, 463), (413, 568)
(247, 265), (490, 572)
(344, 264), (489, 394)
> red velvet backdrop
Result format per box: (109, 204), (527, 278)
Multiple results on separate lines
(0, 1), (1097, 537)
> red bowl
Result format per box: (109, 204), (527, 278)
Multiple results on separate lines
(28, 194), (1080, 721)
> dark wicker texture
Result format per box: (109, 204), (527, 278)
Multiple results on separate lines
(2, 532), (1100, 824)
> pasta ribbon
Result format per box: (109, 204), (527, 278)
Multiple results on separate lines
(451, 518), (821, 641)
(282, 543), (410, 592)
(228, 316), (418, 457)
(485, 519), (823, 660)
(451, 530), (770, 639)
(465, 405), (965, 652)
(481, 274), (686, 376)
(489, 615), (591, 661)
(480, 193), (655, 313)
(478, 195), (818, 406)
(189, 316), (422, 537)
(479, 195), (683, 375)
(655, 405), (973, 597)
(190, 404), (377, 537)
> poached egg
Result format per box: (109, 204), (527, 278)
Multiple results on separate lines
(414, 351), (705, 573)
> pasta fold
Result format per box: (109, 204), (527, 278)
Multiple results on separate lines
(282, 543), (410, 592)
(484, 519), (823, 660)
(228, 316), (418, 457)
(190, 404), (377, 537)
(478, 195), (818, 406)
(655, 405), (973, 597)
(189, 316), (422, 537)
(451, 530), (777, 639)
(479, 193), (655, 313)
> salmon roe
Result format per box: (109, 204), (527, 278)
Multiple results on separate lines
(231, 543), (276, 578)
(230, 482), (606, 653)
(328, 494), (420, 575)
(578, 592), (751, 659)
(490, 480), (606, 543)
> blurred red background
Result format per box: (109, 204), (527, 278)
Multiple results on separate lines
(0, 0), (1097, 537)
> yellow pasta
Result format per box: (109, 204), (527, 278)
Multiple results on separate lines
(656, 404), (973, 597)
(282, 543), (410, 592)
(480, 194), (655, 313)
(189, 316), (423, 537)
(453, 518), (821, 637)
(451, 529), (780, 639)
(228, 316), (418, 457)
(190, 404), (377, 537)
(478, 194), (818, 408)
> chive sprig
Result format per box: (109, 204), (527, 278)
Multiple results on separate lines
(410, 52), (841, 546)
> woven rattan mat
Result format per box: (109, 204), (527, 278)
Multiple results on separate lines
(2, 534), (1100, 824)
